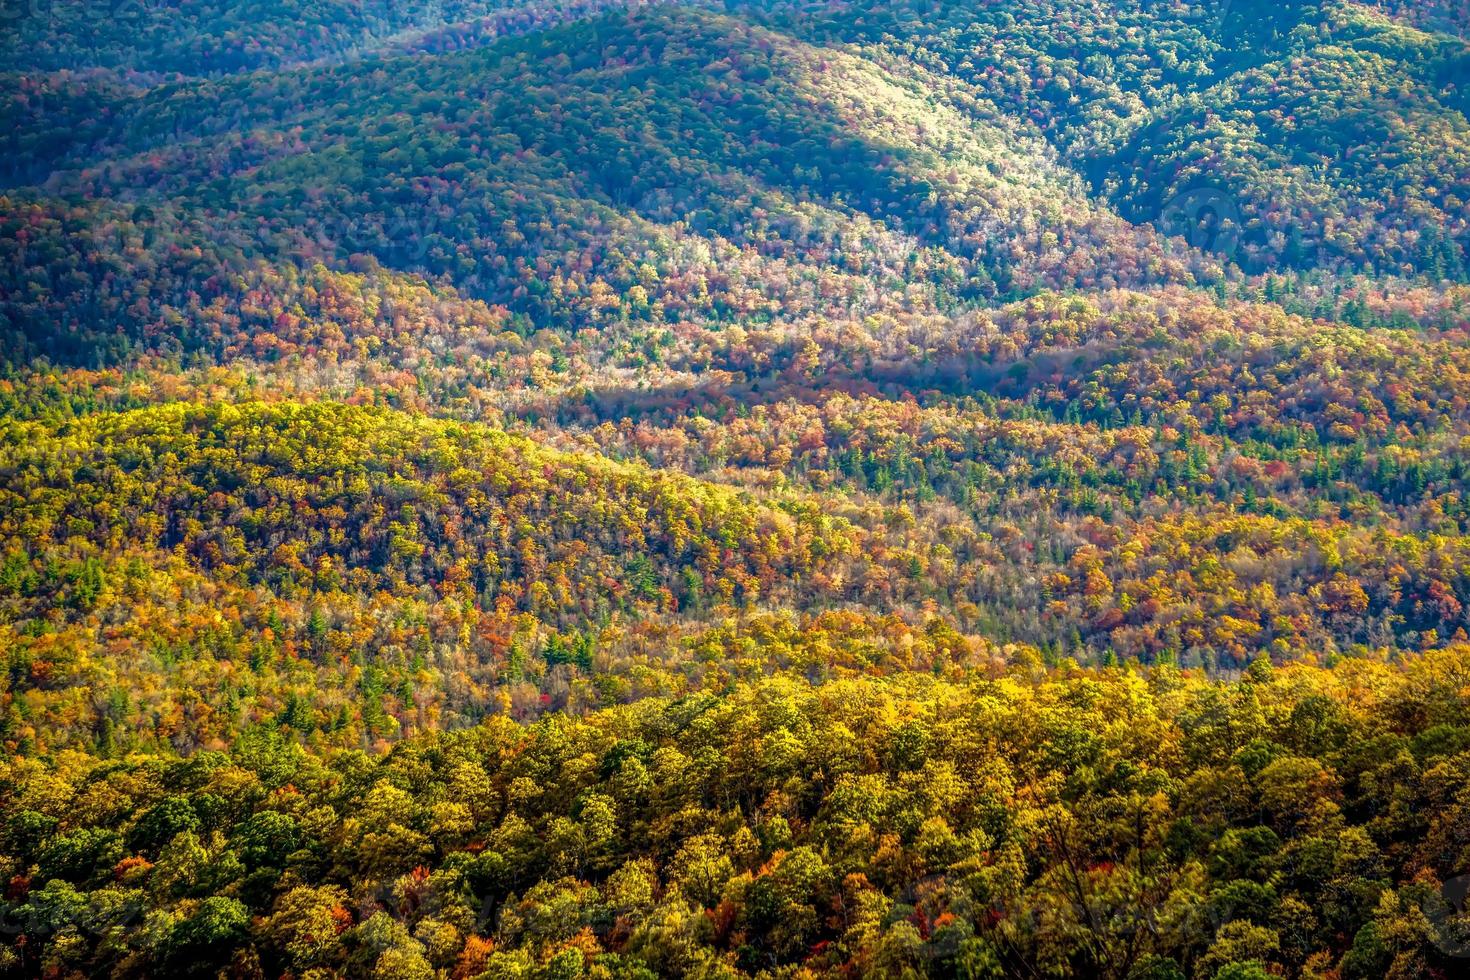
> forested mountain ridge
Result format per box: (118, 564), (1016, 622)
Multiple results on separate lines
(2, 4), (1209, 368)
(2, 0), (1470, 977)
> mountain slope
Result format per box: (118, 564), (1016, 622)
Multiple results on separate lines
(0, 400), (872, 751)
(3, 3), (1470, 977)
(4, 7), (1211, 370)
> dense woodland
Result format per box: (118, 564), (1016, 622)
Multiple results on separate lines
(1, 0), (1469, 977)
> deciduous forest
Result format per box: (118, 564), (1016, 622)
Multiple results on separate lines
(1, 1), (1469, 977)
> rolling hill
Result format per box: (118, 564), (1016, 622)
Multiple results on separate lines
(1, 1), (1469, 978)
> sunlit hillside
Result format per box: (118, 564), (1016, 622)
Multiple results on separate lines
(1, 1), (1468, 977)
